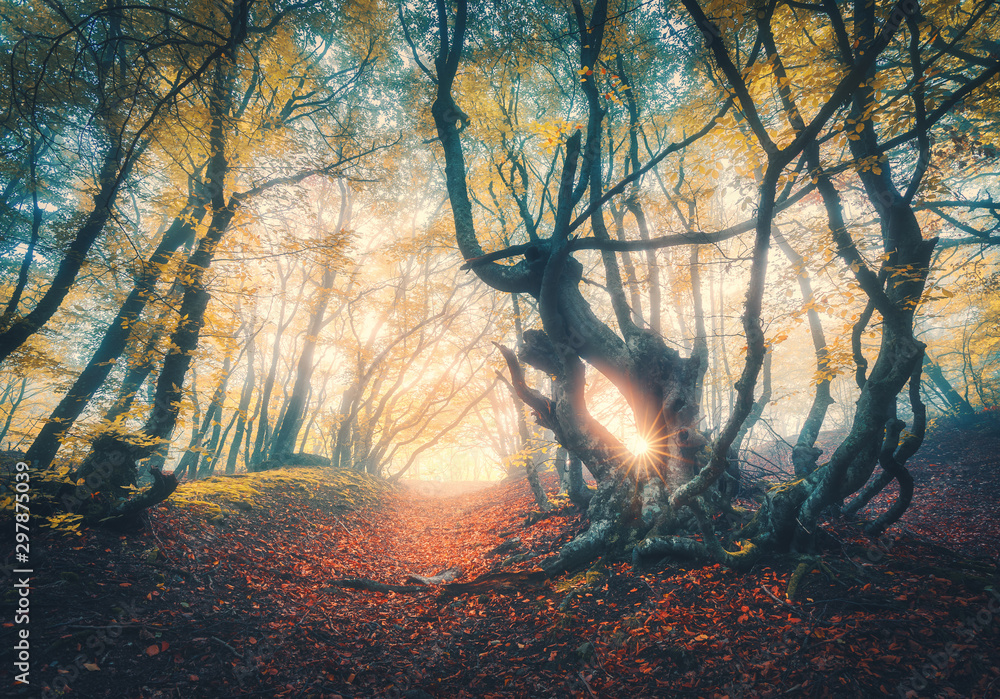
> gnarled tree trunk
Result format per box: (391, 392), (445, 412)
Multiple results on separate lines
(419, 0), (944, 575)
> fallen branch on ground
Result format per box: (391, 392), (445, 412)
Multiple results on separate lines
(324, 567), (549, 599)
(323, 578), (434, 594)
(436, 570), (548, 601)
(406, 566), (462, 585)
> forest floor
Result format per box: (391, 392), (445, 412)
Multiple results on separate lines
(4, 416), (1000, 699)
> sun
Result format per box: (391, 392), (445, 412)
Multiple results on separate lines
(628, 435), (651, 457)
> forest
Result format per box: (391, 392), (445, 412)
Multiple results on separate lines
(1, 0), (999, 696)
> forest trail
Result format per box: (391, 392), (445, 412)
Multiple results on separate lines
(361, 486), (498, 585)
(10, 427), (1000, 699)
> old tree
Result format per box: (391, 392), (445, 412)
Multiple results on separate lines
(416, 0), (1000, 573)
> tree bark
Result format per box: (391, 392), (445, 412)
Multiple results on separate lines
(271, 181), (349, 456)
(772, 227), (834, 476)
(25, 196), (207, 469)
(0, 139), (138, 365)
(174, 351), (233, 480)
(922, 352), (975, 418)
(423, 0), (943, 575)
(225, 318), (257, 474)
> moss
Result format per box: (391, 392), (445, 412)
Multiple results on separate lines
(786, 558), (815, 601)
(168, 466), (388, 516)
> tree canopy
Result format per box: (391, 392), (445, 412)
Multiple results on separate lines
(0, 0), (997, 555)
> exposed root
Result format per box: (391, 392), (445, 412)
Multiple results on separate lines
(437, 570), (548, 601)
(324, 578), (433, 594)
(405, 567), (462, 585)
(785, 557), (816, 601)
(540, 519), (612, 577)
(97, 468), (179, 527)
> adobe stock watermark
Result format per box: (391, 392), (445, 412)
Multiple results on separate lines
(895, 587), (1000, 697)
(232, 632), (285, 687)
(11, 460), (32, 686)
(859, 532), (1000, 697)
(39, 599), (142, 698)
(862, 532), (900, 563)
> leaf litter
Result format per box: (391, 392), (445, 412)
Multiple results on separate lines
(9, 422), (1000, 698)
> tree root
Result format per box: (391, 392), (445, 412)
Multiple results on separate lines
(96, 468), (179, 527)
(785, 557), (816, 601)
(405, 567), (462, 585)
(437, 570), (548, 601)
(323, 567), (547, 599)
(540, 519), (612, 577)
(324, 579), (434, 594)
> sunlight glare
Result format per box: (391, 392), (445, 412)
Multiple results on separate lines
(628, 435), (651, 457)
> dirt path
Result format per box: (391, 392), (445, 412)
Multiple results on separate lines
(361, 489), (491, 582)
(12, 440), (1000, 699)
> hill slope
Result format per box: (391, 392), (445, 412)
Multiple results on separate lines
(4, 426), (999, 698)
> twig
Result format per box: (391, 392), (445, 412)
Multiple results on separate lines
(42, 616), (99, 630)
(148, 517), (185, 567)
(149, 562), (198, 580)
(211, 636), (243, 659)
(294, 609), (312, 629)
(578, 671), (598, 699)
(761, 584), (797, 607)
(331, 514), (352, 535)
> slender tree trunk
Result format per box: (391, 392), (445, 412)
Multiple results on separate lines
(275, 178), (352, 458)
(225, 319), (257, 474)
(25, 199), (206, 469)
(0, 138), (143, 365)
(772, 227), (835, 476)
(271, 261), (338, 456)
(511, 293), (549, 510)
(332, 385), (359, 470)
(0, 377), (28, 446)
(174, 352), (232, 480)
(609, 207), (644, 326)
(199, 407), (236, 478)
(78, 58), (239, 498)
(922, 352), (975, 418)
(0, 134), (44, 332)
(619, 55), (660, 333)
(250, 262), (297, 469)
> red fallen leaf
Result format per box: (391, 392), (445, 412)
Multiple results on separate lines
(188, 675), (199, 681)
(161, 641), (169, 651)
(146, 645), (160, 656)
(347, 673), (356, 683)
